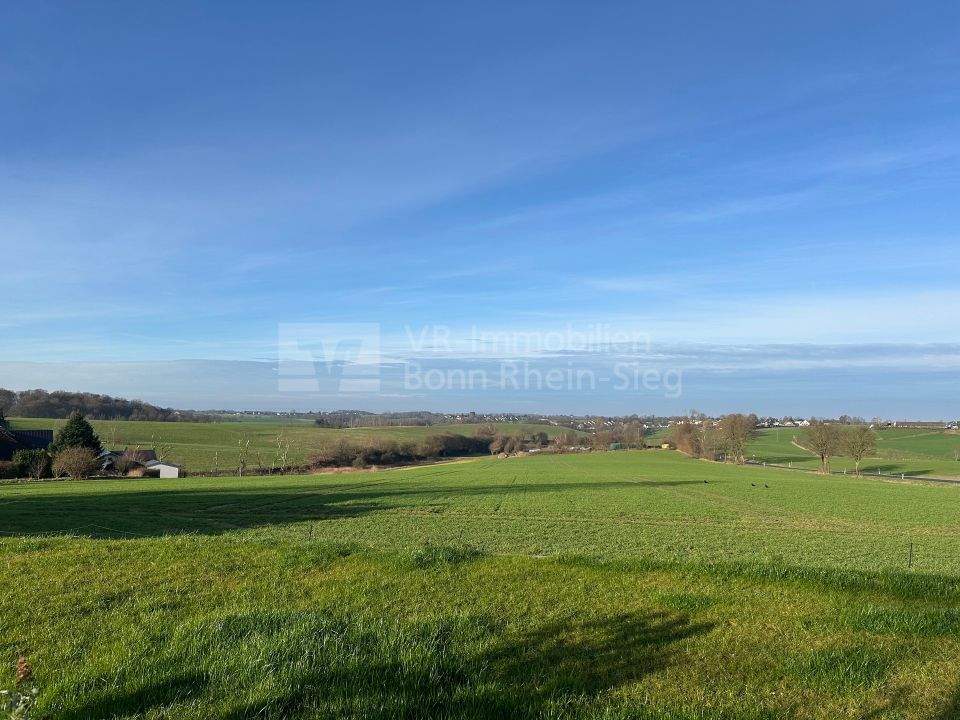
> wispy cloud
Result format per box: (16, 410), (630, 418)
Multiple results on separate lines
(2, 341), (958, 416)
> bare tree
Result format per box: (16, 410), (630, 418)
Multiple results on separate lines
(52, 447), (100, 480)
(113, 446), (148, 476)
(273, 432), (291, 474)
(843, 426), (877, 476)
(667, 419), (719, 459)
(13, 449), (50, 481)
(25, 452), (49, 481)
(668, 422), (698, 456)
(237, 438), (250, 477)
(151, 434), (173, 462)
(697, 420), (721, 460)
(718, 414), (758, 464)
(105, 422), (122, 448)
(805, 420), (842, 473)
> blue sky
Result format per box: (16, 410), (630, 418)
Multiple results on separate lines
(2, 2), (959, 416)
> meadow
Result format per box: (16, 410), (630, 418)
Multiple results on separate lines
(748, 427), (960, 479)
(3, 450), (960, 718)
(5, 417), (575, 473)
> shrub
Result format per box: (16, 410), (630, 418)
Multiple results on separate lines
(490, 434), (526, 455)
(473, 424), (497, 440)
(0, 461), (15, 480)
(310, 433), (491, 469)
(112, 457), (141, 475)
(11, 449), (51, 480)
(309, 438), (360, 468)
(52, 446), (101, 480)
(415, 434), (445, 458)
(112, 449), (150, 475)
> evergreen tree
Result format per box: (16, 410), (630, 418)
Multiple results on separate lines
(50, 411), (103, 455)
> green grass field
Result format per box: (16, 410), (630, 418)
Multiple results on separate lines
(748, 427), (960, 479)
(5, 418), (575, 473)
(3, 450), (960, 718)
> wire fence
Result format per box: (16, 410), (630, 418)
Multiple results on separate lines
(612, 538), (960, 576)
(745, 459), (960, 485)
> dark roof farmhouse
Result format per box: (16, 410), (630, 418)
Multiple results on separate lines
(100, 448), (180, 477)
(0, 428), (54, 461)
(100, 448), (158, 467)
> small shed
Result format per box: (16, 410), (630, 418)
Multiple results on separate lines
(144, 460), (182, 478)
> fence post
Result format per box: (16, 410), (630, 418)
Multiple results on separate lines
(908, 542), (913, 570)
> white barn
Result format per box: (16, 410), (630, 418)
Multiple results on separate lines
(144, 460), (182, 478)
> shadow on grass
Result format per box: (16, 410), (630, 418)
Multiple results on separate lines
(0, 479), (708, 538)
(939, 682), (960, 720)
(861, 464), (935, 477)
(48, 610), (713, 719)
(0, 490), (386, 537)
(219, 611), (714, 719)
(56, 672), (207, 720)
(754, 456), (814, 465)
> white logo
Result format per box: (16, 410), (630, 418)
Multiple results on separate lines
(278, 323), (381, 393)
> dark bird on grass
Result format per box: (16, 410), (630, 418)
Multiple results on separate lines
(764, 484), (769, 488)
(751, 483), (756, 487)
(703, 480), (709, 484)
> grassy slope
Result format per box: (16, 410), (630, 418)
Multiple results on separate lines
(3, 451), (959, 572)
(3, 451), (960, 718)
(6, 418), (575, 472)
(748, 427), (960, 479)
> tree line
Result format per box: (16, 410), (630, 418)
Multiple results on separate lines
(668, 414), (759, 463)
(308, 425), (559, 470)
(803, 421), (877, 475)
(669, 414), (879, 476)
(0, 388), (213, 422)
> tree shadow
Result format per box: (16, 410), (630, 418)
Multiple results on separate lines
(938, 681), (960, 720)
(481, 611), (712, 700)
(217, 610), (714, 719)
(756, 455), (812, 465)
(0, 489), (385, 537)
(861, 464), (934, 477)
(0, 479), (709, 538)
(859, 687), (907, 720)
(56, 672), (206, 720)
